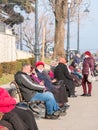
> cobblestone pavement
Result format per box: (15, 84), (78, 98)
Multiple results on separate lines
(36, 77), (98, 130)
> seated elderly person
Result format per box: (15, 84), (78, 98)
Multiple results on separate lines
(0, 126), (8, 130)
(0, 88), (38, 130)
(14, 63), (63, 119)
(33, 61), (69, 109)
(54, 57), (77, 97)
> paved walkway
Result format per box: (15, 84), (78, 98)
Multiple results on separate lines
(1, 78), (98, 130)
(36, 77), (98, 130)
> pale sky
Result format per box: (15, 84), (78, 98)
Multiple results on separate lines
(42, 0), (98, 53)
(15, 0), (98, 54)
(69, 0), (98, 53)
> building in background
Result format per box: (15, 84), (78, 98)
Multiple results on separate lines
(0, 22), (32, 63)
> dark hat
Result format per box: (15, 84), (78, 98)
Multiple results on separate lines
(35, 61), (44, 67)
(84, 51), (91, 57)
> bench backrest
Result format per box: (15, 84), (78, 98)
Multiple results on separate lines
(10, 81), (23, 102)
(10, 81), (46, 118)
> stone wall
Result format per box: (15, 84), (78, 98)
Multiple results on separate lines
(0, 32), (16, 63)
(16, 50), (33, 60)
(0, 31), (33, 63)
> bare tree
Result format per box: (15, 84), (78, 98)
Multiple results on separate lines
(22, 19), (35, 53)
(49, 0), (83, 59)
(38, 13), (54, 60)
(0, 0), (84, 59)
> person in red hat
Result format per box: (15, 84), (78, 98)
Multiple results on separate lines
(0, 88), (38, 130)
(15, 63), (62, 119)
(81, 51), (95, 96)
(84, 51), (92, 57)
(34, 61), (69, 109)
(35, 61), (44, 68)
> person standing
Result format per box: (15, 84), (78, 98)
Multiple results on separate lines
(81, 51), (95, 96)
(73, 53), (81, 66)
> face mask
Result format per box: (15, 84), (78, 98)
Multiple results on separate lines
(85, 55), (89, 58)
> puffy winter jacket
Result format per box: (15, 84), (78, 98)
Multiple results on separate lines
(82, 57), (95, 75)
(15, 71), (45, 102)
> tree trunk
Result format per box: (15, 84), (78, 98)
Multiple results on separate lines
(53, 0), (67, 59)
(53, 20), (65, 59)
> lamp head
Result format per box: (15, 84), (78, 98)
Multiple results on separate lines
(84, 8), (90, 13)
(68, 0), (71, 4)
(68, 0), (72, 8)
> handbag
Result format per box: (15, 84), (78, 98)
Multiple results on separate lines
(52, 80), (64, 88)
(87, 68), (96, 82)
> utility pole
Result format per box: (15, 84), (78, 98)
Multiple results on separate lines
(20, 23), (23, 50)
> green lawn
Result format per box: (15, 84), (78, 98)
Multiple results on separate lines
(0, 74), (14, 85)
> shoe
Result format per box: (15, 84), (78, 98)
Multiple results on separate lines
(53, 108), (67, 117)
(61, 105), (69, 111)
(81, 94), (87, 96)
(45, 114), (59, 119)
(64, 103), (70, 108)
(53, 110), (61, 116)
(58, 108), (67, 116)
(70, 95), (77, 97)
(58, 103), (64, 108)
(87, 94), (91, 96)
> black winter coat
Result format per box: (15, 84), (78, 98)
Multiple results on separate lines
(54, 63), (73, 86)
(35, 69), (68, 103)
(1, 107), (38, 130)
(14, 71), (45, 102)
(54, 63), (75, 96)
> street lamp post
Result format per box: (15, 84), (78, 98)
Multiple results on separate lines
(66, 0), (71, 61)
(20, 23), (23, 50)
(76, 1), (90, 53)
(35, 0), (40, 62)
(77, 8), (80, 53)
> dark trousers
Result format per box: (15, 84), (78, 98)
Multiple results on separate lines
(82, 74), (92, 94)
(0, 120), (13, 130)
(1, 107), (38, 130)
(66, 80), (75, 96)
(51, 84), (68, 105)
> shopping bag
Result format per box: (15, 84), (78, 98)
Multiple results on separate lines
(88, 68), (96, 82)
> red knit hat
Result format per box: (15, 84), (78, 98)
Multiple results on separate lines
(84, 51), (91, 57)
(35, 61), (44, 67)
(0, 88), (16, 113)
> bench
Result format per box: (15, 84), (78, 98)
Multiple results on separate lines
(10, 81), (46, 119)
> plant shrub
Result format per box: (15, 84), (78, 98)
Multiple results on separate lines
(1, 57), (35, 74)
(0, 64), (3, 77)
